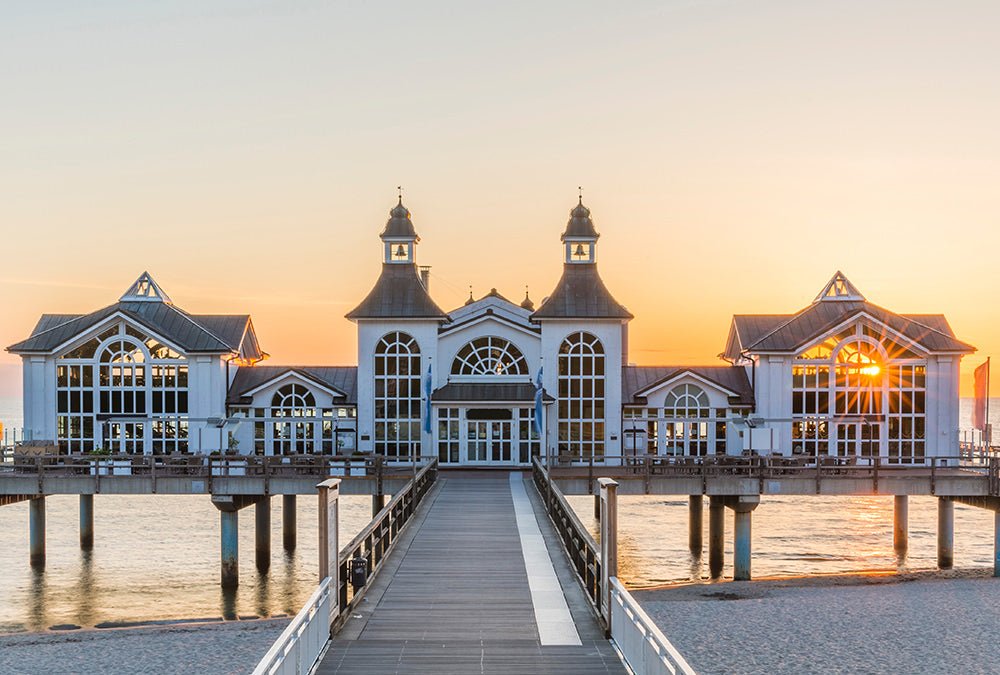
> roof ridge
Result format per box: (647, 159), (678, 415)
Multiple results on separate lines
(156, 304), (239, 352)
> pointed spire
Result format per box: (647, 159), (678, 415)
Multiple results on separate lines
(120, 272), (172, 303)
(814, 271), (865, 302)
(465, 285), (475, 306)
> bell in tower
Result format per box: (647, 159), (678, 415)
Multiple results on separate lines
(562, 197), (598, 264)
(381, 197), (419, 264)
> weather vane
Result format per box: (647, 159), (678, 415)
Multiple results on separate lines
(578, 186), (583, 203)
(397, 185), (403, 204)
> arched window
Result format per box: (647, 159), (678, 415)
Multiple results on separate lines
(270, 383), (317, 455)
(557, 332), (605, 460)
(792, 326), (925, 463)
(451, 336), (528, 376)
(56, 322), (189, 454)
(374, 332), (421, 460)
(663, 384), (710, 456)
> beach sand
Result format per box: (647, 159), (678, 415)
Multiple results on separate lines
(0, 618), (290, 675)
(635, 568), (1000, 674)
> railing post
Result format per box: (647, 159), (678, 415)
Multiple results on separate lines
(598, 477), (618, 633)
(317, 478), (341, 627)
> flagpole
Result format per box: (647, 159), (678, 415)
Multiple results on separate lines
(987, 356), (991, 449)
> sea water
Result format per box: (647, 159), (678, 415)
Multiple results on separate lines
(1, 398), (999, 630)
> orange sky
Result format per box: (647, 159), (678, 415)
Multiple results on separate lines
(1, 1), (998, 398)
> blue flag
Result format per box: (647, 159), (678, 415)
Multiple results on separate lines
(423, 361), (433, 435)
(532, 366), (543, 436)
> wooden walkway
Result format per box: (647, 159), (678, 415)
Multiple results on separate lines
(317, 473), (626, 674)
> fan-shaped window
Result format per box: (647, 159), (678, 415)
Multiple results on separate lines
(664, 384), (709, 418)
(271, 383), (316, 414)
(451, 336), (528, 376)
(269, 383), (317, 454)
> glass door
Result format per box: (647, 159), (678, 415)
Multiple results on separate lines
(489, 420), (513, 463)
(467, 421), (488, 462)
(465, 419), (513, 465)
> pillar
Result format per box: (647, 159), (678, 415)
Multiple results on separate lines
(937, 497), (954, 569)
(708, 496), (724, 578)
(594, 493), (601, 521)
(221, 510), (239, 588)
(994, 510), (1000, 578)
(80, 494), (94, 550)
(255, 498), (270, 572)
(372, 493), (386, 518)
(29, 497), (45, 567)
(283, 495), (296, 550)
(733, 510), (753, 581)
(689, 495), (703, 556)
(598, 478), (618, 629)
(893, 495), (908, 557)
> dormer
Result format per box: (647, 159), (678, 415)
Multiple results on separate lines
(381, 198), (419, 264)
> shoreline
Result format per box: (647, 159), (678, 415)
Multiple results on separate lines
(0, 614), (290, 639)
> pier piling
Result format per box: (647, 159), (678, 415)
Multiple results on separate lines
(283, 495), (296, 550)
(80, 494), (94, 550)
(221, 510), (239, 588)
(994, 511), (1000, 578)
(733, 510), (752, 581)
(29, 496), (45, 567)
(255, 497), (270, 572)
(708, 496), (724, 578)
(937, 497), (954, 569)
(893, 495), (908, 556)
(689, 495), (703, 556)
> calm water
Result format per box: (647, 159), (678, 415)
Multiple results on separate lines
(2, 397), (1000, 630)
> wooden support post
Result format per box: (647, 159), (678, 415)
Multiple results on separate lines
(893, 495), (908, 557)
(708, 496), (724, 579)
(255, 497), (271, 572)
(594, 493), (601, 521)
(29, 496), (45, 568)
(598, 477), (618, 632)
(80, 494), (94, 550)
(938, 497), (954, 569)
(221, 510), (239, 588)
(689, 495), (703, 557)
(283, 494), (297, 550)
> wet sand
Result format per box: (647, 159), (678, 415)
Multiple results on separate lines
(0, 618), (290, 675)
(636, 568), (1000, 674)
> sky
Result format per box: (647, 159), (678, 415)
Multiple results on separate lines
(1, 0), (998, 398)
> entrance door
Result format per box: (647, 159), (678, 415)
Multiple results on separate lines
(465, 419), (513, 465)
(835, 420), (880, 460)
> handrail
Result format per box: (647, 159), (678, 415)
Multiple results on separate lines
(252, 576), (333, 675)
(333, 458), (437, 627)
(609, 577), (696, 675)
(532, 457), (603, 616)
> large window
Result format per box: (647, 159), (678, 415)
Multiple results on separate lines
(792, 327), (926, 463)
(57, 323), (189, 454)
(374, 332), (422, 460)
(557, 331), (605, 460)
(451, 336), (528, 376)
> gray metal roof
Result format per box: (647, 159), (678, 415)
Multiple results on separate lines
(8, 302), (257, 356)
(724, 301), (974, 358)
(622, 365), (754, 407)
(531, 264), (632, 320)
(432, 382), (553, 403)
(346, 264), (448, 321)
(380, 201), (418, 239)
(227, 366), (359, 406)
(561, 201), (600, 240)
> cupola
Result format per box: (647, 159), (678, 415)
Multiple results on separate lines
(381, 198), (419, 264)
(561, 198), (599, 264)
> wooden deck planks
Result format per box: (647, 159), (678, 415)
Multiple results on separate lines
(317, 475), (626, 674)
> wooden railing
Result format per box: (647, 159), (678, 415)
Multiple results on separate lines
(333, 458), (437, 628)
(532, 457), (603, 617)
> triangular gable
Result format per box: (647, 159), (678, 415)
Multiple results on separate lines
(240, 368), (347, 400)
(439, 311), (540, 339)
(120, 272), (172, 304)
(635, 369), (742, 400)
(788, 311), (932, 358)
(814, 271), (865, 302)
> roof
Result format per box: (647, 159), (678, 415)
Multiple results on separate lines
(346, 263), (448, 321)
(8, 302), (258, 355)
(227, 366), (359, 405)
(531, 264), (632, 320)
(380, 201), (418, 239)
(622, 365), (755, 407)
(724, 301), (974, 359)
(432, 382), (553, 403)
(562, 201), (600, 240)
